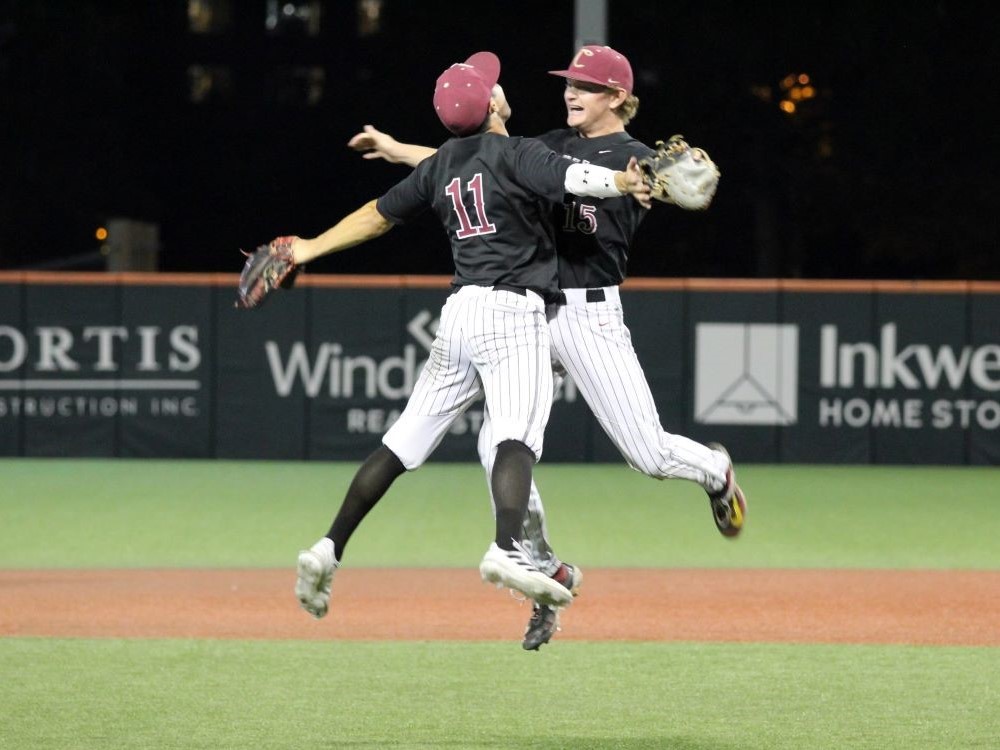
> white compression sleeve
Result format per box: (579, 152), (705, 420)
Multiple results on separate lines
(564, 163), (624, 198)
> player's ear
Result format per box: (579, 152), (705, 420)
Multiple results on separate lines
(489, 84), (505, 112)
(609, 88), (628, 108)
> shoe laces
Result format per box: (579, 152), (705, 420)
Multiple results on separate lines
(508, 588), (529, 604)
(510, 539), (534, 563)
(528, 605), (547, 627)
(505, 540), (543, 602)
(509, 539), (545, 572)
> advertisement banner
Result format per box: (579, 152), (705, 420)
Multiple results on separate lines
(18, 284), (121, 456)
(215, 284), (310, 459)
(687, 286), (1000, 465)
(686, 290), (783, 462)
(118, 285), (213, 458)
(970, 293), (1000, 464)
(306, 288), (442, 461)
(780, 291), (875, 463)
(2, 276), (997, 465)
(0, 282), (215, 457)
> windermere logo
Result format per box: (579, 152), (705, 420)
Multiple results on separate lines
(694, 323), (799, 425)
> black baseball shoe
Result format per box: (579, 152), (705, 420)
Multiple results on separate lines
(522, 562), (583, 651)
(706, 443), (747, 538)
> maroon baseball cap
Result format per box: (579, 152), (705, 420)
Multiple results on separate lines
(549, 45), (633, 94)
(433, 51), (501, 136)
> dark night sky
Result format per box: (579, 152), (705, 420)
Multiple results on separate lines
(2, 0), (998, 278)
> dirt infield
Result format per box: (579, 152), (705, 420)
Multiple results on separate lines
(2, 568), (998, 646)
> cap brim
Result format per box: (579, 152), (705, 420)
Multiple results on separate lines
(465, 51), (501, 89)
(548, 69), (624, 90)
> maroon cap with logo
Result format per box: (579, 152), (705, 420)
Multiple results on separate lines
(548, 45), (633, 94)
(433, 51), (501, 136)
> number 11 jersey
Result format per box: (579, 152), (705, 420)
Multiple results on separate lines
(377, 132), (578, 298)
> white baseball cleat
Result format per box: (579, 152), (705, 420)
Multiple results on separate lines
(479, 541), (574, 608)
(295, 538), (339, 619)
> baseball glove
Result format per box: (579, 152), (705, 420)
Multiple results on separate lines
(235, 236), (300, 309)
(639, 135), (720, 210)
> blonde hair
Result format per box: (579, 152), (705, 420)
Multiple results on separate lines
(614, 94), (639, 126)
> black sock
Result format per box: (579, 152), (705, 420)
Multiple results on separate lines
(491, 440), (534, 550)
(327, 445), (406, 558)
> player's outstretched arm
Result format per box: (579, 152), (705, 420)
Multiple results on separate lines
(235, 200), (393, 308)
(347, 125), (436, 168)
(292, 199), (393, 264)
(563, 156), (652, 209)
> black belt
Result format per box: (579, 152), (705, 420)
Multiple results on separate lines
(451, 283), (531, 296)
(493, 283), (528, 296)
(552, 288), (607, 305)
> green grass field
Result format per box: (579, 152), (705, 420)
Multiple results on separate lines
(2, 459), (999, 749)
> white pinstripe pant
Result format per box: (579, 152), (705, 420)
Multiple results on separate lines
(383, 285), (553, 469)
(479, 286), (729, 574)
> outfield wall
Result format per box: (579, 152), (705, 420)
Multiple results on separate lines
(1, 272), (998, 464)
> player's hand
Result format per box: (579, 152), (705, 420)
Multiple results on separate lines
(347, 125), (405, 163)
(348, 125), (438, 168)
(621, 156), (652, 209)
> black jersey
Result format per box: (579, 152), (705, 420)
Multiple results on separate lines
(377, 133), (574, 296)
(537, 128), (654, 288)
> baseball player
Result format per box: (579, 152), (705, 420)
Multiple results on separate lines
(347, 45), (746, 650)
(283, 52), (652, 621)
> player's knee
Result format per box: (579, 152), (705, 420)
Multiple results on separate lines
(495, 439), (533, 463)
(373, 445), (408, 475)
(621, 453), (667, 479)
